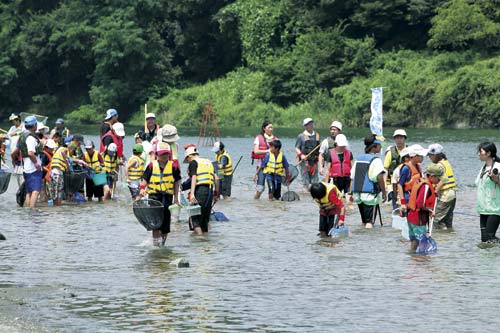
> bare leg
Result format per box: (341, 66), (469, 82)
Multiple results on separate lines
(152, 229), (161, 246)
(28, 190), (39, 209)
(194, 227), (203, 235)
(410, 240), (418, 251)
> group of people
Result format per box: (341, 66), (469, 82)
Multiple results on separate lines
(2, 111), (500, 249)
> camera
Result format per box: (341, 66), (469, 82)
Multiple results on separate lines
(493, 168), (498, 175)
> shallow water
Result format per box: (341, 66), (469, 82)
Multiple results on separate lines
(1, 131), (500, 332)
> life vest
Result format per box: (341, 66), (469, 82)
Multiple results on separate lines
(50, 147), (68, 172)
(127, 155), (144, 181)
(251, 134), (276, 160)
(42, 150), (53, 182)
(407, 178), (436, 223)
(147, 160), (174, 195)
(100, 130), (123, 157)
(329, 149), (351, 177)
(263, 152), (284, 176)
(19, 132), (41, 158)
(386, 146), (405, 175)
(103, 153), (117, 173)
(439, 159), (457, 190)
(216, 151), (233, 176)
(403, 162), (423, 192)
(313, 182), (342, 213)
(83, 150), (102, 172)
(299, 132), (320, 161)
(53, 127), (70, 138)
(195, 157), (215, 187)
(352, 154), (380, 194)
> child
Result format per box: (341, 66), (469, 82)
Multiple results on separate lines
(390, 147), (410, 213)
(406, 164), (443, 251)
(49, 146), (69, 206)
(103, 143), (118, 200)
(126, 144), (145, 199)
(83, 140), (104, 202)
(212, 141), (233, 200)
(256, 140), (290, 200)
(310, 182), (346, 237)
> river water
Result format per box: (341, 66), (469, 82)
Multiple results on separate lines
(1, 129), (499, 332)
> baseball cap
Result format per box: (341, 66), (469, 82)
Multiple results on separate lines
(428, 143), (444, 155)
(55, 118), (64, 125)
(145, 113), (155, 119)
(303, 118), (314, 126)
(24, 116), (37, 127)
(426, 163), (444, 177)
(408, 144), (428, 157)
(400, 147), (411, 158)
(84, 140), (94, 149)
(156, 142), (171, 156)
(133, 143), (144, 154)
(393, 129), (407, 138)
(45, 139), (57, 149)
(112, 122), (125, 137)
(212, 141), (224, 152)
(330, 121), (342, 131)
(107, 143), (117, 152)
(105, 108), (118, 120)
(335, 134), (348, 147)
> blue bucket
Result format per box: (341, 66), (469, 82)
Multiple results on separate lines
(92, 172), (107, 186)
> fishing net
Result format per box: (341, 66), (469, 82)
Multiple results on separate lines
(329, 225), (349, 238)
(416, 235), (437, 254)
(210, 211), (229, 221)
(133, 199), (164, 231)
(64, 171), (86, 194)
(287, 165), (299, 185)
(0, 171), (12, 195)
(281, 188), (300, 201)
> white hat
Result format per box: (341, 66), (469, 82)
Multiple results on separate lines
(393, 129), (407, 138)
(112, 122), (125, 137)
(330, 121), (342, 131)
(36, 122), (49, 134)
(107, 143), (117, 152)
(303, 118), (314, 126)
(408, 144), (428, 157)
(183, 146), (198, 163)
(427, 143), (444, 155)
(400, 147), (411, 158)
(212, 141), (222, 152)
(146, 113), (156, 119)
(160, 124), (179, 143)
(156, 142), (171, 156)
(105, 108), (118, 120)
(45, 139), (57, 149)
(335, 134), (348, 147)
(84, 139), (94, 149)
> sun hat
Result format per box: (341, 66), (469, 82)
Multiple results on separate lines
(45, 139), (57, 149)
(426, 163), (444, 177)
(428, 143), (444, 155)
(408, 144), (428, 157)
(107, 143), (117, 152)
(24, 115), (37, 127)
(330, 121), (343, 131)
(393, 129), (407, 138)
(9, 113), (20, 121)
(145, 113), (156, 119)
(183, 145), (198, 163)
(133, 143), (144, 154)
(105, 108), (118, 120)
(303, 118), (314, 126)
(112, 122), (125, 137)
(156, 142), (171, 156)
(36, 122), (49, 133)
(55, 118), (64, 125)
(160, 124), (179, 143)
(335, 134), (348, 147)
(84, 140), (94, 149)
(212, 141), (224, 152)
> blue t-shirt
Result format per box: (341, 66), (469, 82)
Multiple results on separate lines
(398, 165), (411, 201)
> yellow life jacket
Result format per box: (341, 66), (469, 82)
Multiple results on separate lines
(263, 152), (284, 176)
(216, 151), (233, 176)
(195, 157), (215, 187)
(50, 147), (68, 172)
(83, 150), (102, 172)
(439, 159), (457, 190)
(127, 155), (144, 181)
(313, 182), (342, 210)
(147, 160), (174, 194)
(103, 153), (117, 173)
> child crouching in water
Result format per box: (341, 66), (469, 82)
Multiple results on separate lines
(311, 182), (345, 237)
(255, 140), (289, 200)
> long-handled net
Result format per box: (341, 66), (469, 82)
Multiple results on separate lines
(64, 171), (86, 194)
(0, 171), (12, 195)
(133, 199), (164, 231)
(281, 164), (300, 201)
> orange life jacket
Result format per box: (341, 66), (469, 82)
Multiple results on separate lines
(408, 178), (436, 212)
(403, 162), (422, 192)
(43, 150), (53, 182)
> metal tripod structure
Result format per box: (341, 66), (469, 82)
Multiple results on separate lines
(198, 101), (221, 147)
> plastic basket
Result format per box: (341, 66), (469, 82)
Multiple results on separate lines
(92, 172), (107, 186)
(133, 199), (164, 231)
(0, 171), (12, 195)
(64, 172), (86, 194)
(168, 204), (181, 217)
(186, 204), (201, 217)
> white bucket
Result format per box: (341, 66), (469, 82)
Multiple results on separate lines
(169, 204), (181, 222)
(186, 204), (201, 217)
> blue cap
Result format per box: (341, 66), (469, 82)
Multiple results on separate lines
(105, 109), (118, 120)
(63, 136), (73, 145)
(24, 116), (37, 127)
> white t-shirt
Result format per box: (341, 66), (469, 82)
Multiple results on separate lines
(22, 135), (41, 174)
(391, 165), (402, 185)
(319, 138), (330, 154)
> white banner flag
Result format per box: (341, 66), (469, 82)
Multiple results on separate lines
(370, 87), (383, 136)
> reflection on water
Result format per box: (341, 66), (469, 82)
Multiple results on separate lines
(1, 133), (500, 332)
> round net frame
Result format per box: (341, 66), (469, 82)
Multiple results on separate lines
(0, 172), (12, 195)
(133, 199), (164, 231)
(64, 171), (86, 194)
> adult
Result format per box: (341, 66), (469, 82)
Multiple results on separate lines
(7, 113), (24, 138)
(50, 118), (70, 139)
(295, 118), (320, 192)
(476, 142), (500, 243)
(7, 114), (24, 183)
(100, 108), (118, 136)
(40, 138), (56, 202)
(144, 113), (160, 142)
(139, 142), (181, 246)
(324, 134), (352, 194)
(17, 116), (42, 208)
(427, 143), (457, 230)
(384, 129), (408, 209)
(252, 120), (277, 199)
(319, 121), (343, 176)
(349, 134), (386, 228)
(398, 144), (426, 215)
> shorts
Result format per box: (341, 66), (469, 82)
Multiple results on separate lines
(50, 171), (65, 199)
(24, 170), (42, 193)
(408, 223), (427, 242)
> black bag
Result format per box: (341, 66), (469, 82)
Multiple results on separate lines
(16, 181), (26, 207)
